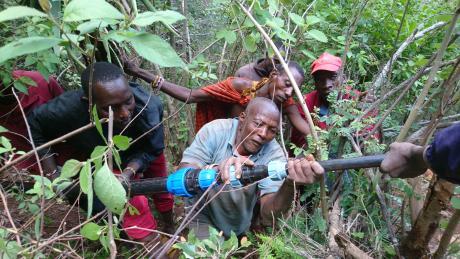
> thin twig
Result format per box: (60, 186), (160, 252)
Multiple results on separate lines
(107, 107), (117, 258)
(12, 89), (46, 242)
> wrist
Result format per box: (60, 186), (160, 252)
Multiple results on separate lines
(410, 144), (429, 170)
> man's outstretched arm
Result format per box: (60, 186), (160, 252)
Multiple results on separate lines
(123, 62), (211, 103)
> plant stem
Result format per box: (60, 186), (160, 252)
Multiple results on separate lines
(433, 209), (460, 259)
(397, 1), (460, 141)
(107, 107), (117, 259)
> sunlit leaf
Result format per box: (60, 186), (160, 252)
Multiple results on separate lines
(306, 29), (328, 43)
(63, 0), (124, 22)
(133, 10), (185, 26)
(109, 31), (184, 68)
(289, 12), (304, 26)
(17, 76), (37, 87)
(0, 37), (61, 64)
(113, 135), (131, 151)
(306, 15), (321, 26)
(61, 159), (83, 179)
(93, 163), (127, 214)
(0, 6), (46, 23)
(452, 197), (460, 210)
(216, 30), (237, 44)
(80, 222), (103, 241)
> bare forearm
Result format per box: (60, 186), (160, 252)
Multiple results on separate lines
(285, 106), (311, 136)
(260, 179), (296, 224)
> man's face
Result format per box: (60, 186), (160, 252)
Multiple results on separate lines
(93, 77), (135, 129)
(268, 68), (303, 104)
(237, 108), (279, 155)
(313, 70), (338, 99)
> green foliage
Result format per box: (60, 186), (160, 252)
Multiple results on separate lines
(174, 227), (250, 258)
(0, 6), (46, 22)
(81, 222), (103, 241)
(60, 159), (83, 179)
(63, 0), (124, 22)
(132, 10), (185, 26)
(0, 37), (61, 64)
(93, 162), (127, 214)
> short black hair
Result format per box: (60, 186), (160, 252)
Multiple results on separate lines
(81, 62), (125, 96)
(275, 61), (305, 81)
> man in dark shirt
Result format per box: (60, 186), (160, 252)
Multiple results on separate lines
(27, 62), (174, 240)
(380, 123), (460, 184)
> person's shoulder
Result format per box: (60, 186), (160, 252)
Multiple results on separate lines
(200, 118), (234, 132)
(231, 77), (253, 92)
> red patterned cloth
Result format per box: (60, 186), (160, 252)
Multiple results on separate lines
(0, 70), (64, 171)
(195, 77), (294, 132)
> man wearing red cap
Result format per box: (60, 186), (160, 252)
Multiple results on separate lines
(290, 52), (378, 149)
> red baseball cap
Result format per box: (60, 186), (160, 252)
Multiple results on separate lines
(310, 52), (342, 75)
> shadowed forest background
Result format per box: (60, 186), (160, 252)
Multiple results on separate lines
(0, 0), (459, 258)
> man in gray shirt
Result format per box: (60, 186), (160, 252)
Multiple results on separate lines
(179, 97), (324, 238)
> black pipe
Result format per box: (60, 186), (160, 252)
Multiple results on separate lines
(127, 155), (386, 196)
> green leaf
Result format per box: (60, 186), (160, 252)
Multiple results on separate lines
(17, 76), (37, 87)
(13, 81), (28, 94)
(79, 162), (91, 194)
(63, 0), (124, 22)
(76, 19), (114, 34)
(110, 31), (184, 68)
(92, 105), (107, 143)
(80, 222), (103, 241)
(289, 12), (304, 26)
(351, 232), (364, 239)
(113, 135), (131, 151)
(133, 10), (185, 26)
(61, 159), (83, 179)
(222, 231), (238, 251)
(306, 15), (321, 26)
(0, 126), (8, 133)
(1, 137), (12, 150)
(452, 197), (460, 209)
(0, 6), (46, 23)
(306, 29), (328, 43)
(243, 35), (257, 52)
(0, 37), (61, 64)
(94, 163), (127, 214)
(216, 30), (237, 44)
(90, 145), (107, 171)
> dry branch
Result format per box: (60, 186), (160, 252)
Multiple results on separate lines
(372, 21), (447, 91)
(433, 209), (460, 258)
(335, 232), (373, 259)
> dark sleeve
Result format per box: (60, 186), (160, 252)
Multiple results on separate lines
(125, 84), (165, 172)
(425, 123), (460, 184)
(27, 92), (85, 156)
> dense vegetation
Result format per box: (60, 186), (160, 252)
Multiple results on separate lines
(0, 0), (459, 258)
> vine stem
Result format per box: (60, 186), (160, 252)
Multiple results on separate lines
(236, 1), (328, 221)
(12, 89), (46, 242)
(396, 0), (460, 141)
(107, 107), (117, 258)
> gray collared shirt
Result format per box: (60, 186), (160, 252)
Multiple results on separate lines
(181, 118), (287, 237)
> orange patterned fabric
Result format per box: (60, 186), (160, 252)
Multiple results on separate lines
(195, 77), (295, 132)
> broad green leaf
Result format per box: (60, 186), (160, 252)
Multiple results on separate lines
(0, 6), (46, 23)
(289, 12), (304, 26)
(61, 159), (83, 179)
(0, 126), (8, 133)
(222, 231), (238, 251)
(76, 19), (114, 34)
(267, 0), (278, 15)
(306, 29), (328, 43)
(110, 31), (184, 68)
(13, 81), (28, 94)
(80, 222), (103, 241)
(79, 162), (91, 194)
(1, 137), (12, 150)
(133, 10), (185, 26)
(452, 197), (460, 209)
(216, 30), (237, 44)
(92, 105), (107, 143)
(113, 135), (130, 151)
(94, 163), (127, 214)
(243, 36), (257, 52)
(63, 0), (124, 22)
(90, 145), (107, 171)
(0, 37), (61, 64)
(17, 76), (37, 87)
(306, 15), (321, 26)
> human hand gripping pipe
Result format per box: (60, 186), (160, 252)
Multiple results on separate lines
(126, 155), (385, 197)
